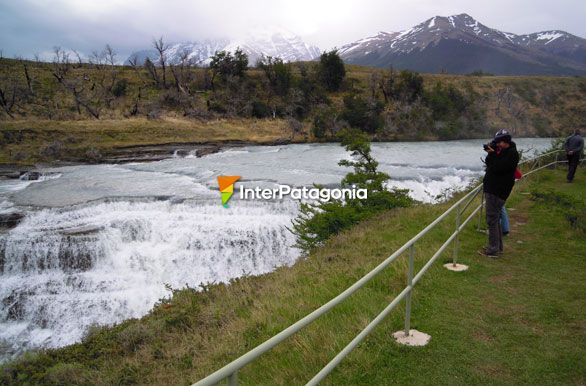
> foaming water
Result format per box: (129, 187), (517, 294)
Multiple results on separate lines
(0, 198), (299, 361)
(0, 138), (554, 362)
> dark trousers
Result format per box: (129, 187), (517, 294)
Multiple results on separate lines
(567, 152), (580, 182)
(485, 192), (505, 254)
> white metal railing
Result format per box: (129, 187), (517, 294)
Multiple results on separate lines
(193, 148), (573, 386)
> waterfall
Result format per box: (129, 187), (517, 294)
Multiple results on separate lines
(0, 198), (299, 362)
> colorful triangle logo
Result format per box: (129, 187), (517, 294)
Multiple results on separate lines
(217, 176), (240, 208)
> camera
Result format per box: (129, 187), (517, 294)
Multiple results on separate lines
(483, 140), (497, 151)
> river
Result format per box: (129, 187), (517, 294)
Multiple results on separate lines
(0, 138), (553, 362)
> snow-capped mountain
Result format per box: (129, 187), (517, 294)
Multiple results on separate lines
(223, 27), (321, 64)
(339, 13), (586, 75)
(126, 28), (320, 66)
(126, 39), (229, 66)
(513, 31), (586, 64)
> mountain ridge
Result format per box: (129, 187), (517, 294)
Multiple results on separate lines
(125, 28), (320, 66)
(339, 13), (586, 75)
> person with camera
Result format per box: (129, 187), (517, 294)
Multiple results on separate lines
(564, 129), (583, 183)
(479, 129), (519, 258)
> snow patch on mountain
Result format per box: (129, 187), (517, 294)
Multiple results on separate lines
(126, 28), (320, 66)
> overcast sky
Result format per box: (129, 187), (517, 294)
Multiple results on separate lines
(1, 0), (585, 61)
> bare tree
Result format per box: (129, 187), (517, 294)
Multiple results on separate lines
(0, 85), (17, 118)
(127, 55), (145, 116)
(127, 54), (139, 70)
(170, 49), (193, 94)
(144, 57), (160, 87)
(19, 57), (34, 95)
(71, 49), (84, 68)
(153, 36), (169, 88)
(103, 44), (116, 66)
(103, 44), (118, 100)
(369, 71), (381, 99)
(378, 67), (396, 103)
(52, 46), (101, 119)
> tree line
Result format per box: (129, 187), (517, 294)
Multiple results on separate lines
(2, 36), (567, 141)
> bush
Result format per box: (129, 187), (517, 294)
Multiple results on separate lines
(112, 79), (128, 97)
(210, 49), (249, 85)
(317, 50), (346, 92)
(424, 81), (469, 121)
(467, 70), (494, 76)
(291, 128), (412, 252)
(286, 117), (303, 139)
(341, 94), (383, 134)
(40, 140), (64, 159)
(84, 147), (102, 162)
(251, 100), (272, 118)
(381, 101), (433, 138)
(312, 105), (347, 139)
(257, 56), (292, 96)
(394, 70), (424, 103)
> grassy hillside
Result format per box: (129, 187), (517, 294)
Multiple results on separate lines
(1, 56), (585, 165)
(2, 167), (584, 385)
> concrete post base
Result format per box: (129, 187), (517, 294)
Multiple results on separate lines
(443, 263), (469, 272)
(392, 329), (431, 346)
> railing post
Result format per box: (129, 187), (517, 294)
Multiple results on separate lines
(477, 190), (484, 232)
(453, 204), (461, 266)
(404, 245), (414, 336)
(444, 203), (468, 272)
(228, 371), (238, 386)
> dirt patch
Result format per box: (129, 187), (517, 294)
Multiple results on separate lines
(488, 273), (512, 284)
(472, 329), (494, 343)
(474, 362), (513, 381)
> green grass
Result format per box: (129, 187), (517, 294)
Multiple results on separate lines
(1, 168), (584, 385)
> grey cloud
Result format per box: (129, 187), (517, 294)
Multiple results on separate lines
(0, 0), (584, 60)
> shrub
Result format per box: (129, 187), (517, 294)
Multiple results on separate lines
(112, 79), (128, 97)
(85, 147), (102, 162)
(312, 105), (347, 139)
(317, 50), (346, 92)
(381, 101), (433, 138)
(210, 49), (248, 85)
(257, 56), (292, 96)
(291, 128), (412, 252)
(251, 100), (272, 118)
(287, 117), (304, 139)
(393, 70), (424, 102)
(424, 81), (469, 121)
(341, 94), (384, 133)
(40, 140), (64, 159)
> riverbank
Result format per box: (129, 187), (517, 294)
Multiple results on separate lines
(0, 117), (300, 173)
(0, 116), (560, 178)
(2, 168), (584, 385)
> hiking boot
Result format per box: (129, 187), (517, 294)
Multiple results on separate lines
(478, 248), (499, 258)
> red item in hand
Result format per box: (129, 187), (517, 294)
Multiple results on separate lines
(514, 168), (523, 180)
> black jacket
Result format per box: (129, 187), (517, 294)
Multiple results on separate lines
(483, 142), (520, 200)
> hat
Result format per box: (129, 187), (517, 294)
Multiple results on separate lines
(494, 129), (511, 143)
